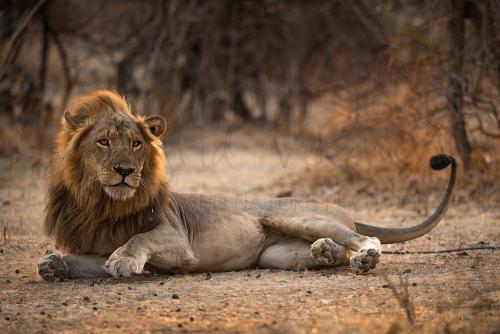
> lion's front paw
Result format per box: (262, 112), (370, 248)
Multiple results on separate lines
(350, 248), (381, 274)
(310, 238), (348, 266)
(104, 247), (147, 278)
(38, 250), (69, 281)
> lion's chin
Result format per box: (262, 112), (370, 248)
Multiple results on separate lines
(103, 184), (137, 201)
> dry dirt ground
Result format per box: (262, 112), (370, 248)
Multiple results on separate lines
(0, 127), (499, 333)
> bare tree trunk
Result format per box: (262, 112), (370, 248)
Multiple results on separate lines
(475, 1), (500, 91)
(231, 86), (251, 120)
(447, 0), (472, 169)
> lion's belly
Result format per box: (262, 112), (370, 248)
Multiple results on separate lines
(149, 211), (268, 273)
(189, 212), (267, 272)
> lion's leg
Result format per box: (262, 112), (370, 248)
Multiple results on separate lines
(38, 250), (109, 281)
(104, 210), (197, 277)
(258, 237), (350, 270)
(262, 215), (381, 273)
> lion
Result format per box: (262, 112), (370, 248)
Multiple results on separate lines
(37, 90), (457, 281)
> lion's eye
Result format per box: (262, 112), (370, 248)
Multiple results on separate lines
(97, 139), (109, 147)
(132, 140), (142, 149)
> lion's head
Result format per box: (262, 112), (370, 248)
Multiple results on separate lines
(46, 90), (171, 253)
(62, 92), (166, 201)
(59, 90), (167, 202)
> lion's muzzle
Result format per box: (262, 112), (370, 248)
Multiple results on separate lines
(100, 166), (142, 200)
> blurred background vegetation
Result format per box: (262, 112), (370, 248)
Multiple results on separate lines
(0, 0), (499, 196)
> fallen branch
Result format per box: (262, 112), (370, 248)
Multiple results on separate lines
(384, 245), (500, 255)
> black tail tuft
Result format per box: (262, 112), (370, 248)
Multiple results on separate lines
(430, 154), (454, 170)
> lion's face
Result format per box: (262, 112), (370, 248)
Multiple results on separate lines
(61, 91), (167, 202)
(82, 114), (147, 200)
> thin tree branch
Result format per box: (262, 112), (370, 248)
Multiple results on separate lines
(49, 28), (74, 111)
(0, 0), (46, 79)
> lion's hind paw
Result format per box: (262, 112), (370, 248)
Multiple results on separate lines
(310, 238), (349, 266)
(350, 248), (380, 273)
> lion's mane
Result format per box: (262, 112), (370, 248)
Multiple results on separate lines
(44, 91), (171, 254)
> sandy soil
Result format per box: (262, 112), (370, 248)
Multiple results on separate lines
(0, 127), (499, 333)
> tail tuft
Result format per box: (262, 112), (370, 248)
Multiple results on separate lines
(355, 154), (457, 243)
(430, 154), (454, 170)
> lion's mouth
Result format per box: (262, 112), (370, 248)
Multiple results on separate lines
(103, 182), (137, 201)
(109, 181), (135, 189)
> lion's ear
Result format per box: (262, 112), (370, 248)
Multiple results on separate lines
(144, 116), (167, 137)
(64, 111), (87, 130)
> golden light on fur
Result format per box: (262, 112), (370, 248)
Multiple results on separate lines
(40, 91), (456, 281)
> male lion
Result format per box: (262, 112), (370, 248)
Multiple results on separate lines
(38, 90), (456, 280)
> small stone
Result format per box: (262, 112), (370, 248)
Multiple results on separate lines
(92, 307), (98, 311)
(62, 302), (68, 306)
(412, 282), (417, 287)
(457, 251), (468, 256)
(255, 274), (262, 278)
(15, 269), (20, 274)
(177, 324), (183, 328)
(5, 316), (10, 321)
(189, 317), (194, 322)
(153, 293), (158, 297)
(306, 290), (312, 294)
(159, 282), (164, 285)
(83, 296), (90, 302)
(127, 287), (132, 290)
(176, 308), (181, 312)
(172, 293), (179, 299)
(402, 269), (411, 274)
(40, 310), (46, 315)
(382, 284), (390, 288)
(205, 272), (212, 280)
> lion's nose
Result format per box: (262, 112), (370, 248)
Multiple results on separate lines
(113, 166), (135, 178)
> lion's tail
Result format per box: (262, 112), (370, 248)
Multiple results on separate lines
(354, 154), (457, 244)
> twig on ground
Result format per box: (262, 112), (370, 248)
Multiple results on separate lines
(2, 223), (9, 245)
(383, 245), (500, 254)
(381, 273), (415, 325)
